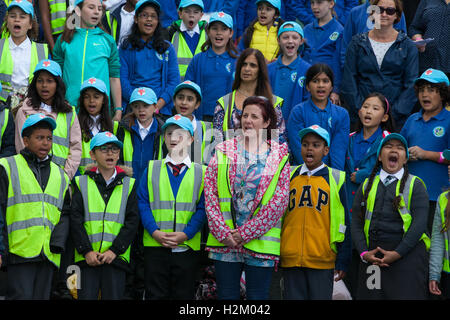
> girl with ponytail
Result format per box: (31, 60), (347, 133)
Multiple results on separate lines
(351, 133), (430, 300)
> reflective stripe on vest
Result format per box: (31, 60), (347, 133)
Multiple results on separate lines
(0, 155), (69, 268)
(362, 174), (431, 250)
(218, 91), (284, 140)
(143, 160), (205, 250)
(74, 174), (135, 263)
(79, 121), (120, 174)
(0, 39), (48, 101)
(206, 150), (289, 256)
(0, 108), (8, 150)
(122, 129), (133, 167)
(49, 0), (67, 35)
(106, 11), (119, 42)
(51, 107), (76, 167)
(171, 29), (207, 80)
(438, 192), (450, 272)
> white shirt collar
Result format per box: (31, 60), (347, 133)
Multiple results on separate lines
(164, 154), (191, 169)
(9, 36), (31, 50)
(379, 167), (404, 183)
(299, 163), (326, 176)
(180, 21), (200, 37)
(97, 167), (117, 186)
(191, 115), (197, 131)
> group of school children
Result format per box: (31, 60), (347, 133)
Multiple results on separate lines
(0, 0), (449, 302)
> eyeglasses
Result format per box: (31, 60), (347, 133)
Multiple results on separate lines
(97, 145), (120, 154)
(377, 6), (397, 15)
(138, 12), (158, 20)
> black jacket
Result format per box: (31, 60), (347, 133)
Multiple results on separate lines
(69, 165), (140, 273)
(0, 149), (71, 267)
(0, 104), (16, 158)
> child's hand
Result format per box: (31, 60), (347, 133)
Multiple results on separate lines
(362, 248), (384, 265)
(165, 232), (188, 248)
(350, 172), (357, 183)
(429, 280), (442, 295)
(230, 229), (243, 248)
(222, 233), (239, 248)
(330, 92), (341, 106)
(377, 247), (401, 266)
(152, 230), (171, 247)
(112, 109), (122, 122)
(409, 146), (426, 161)
(98, 250), (117, 264)
(334, 270), (346, 281)
(85, 251), (102, 266)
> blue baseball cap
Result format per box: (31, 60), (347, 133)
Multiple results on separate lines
(255, 0), (281, 11)
(161, 114), (194, 136)
(80, 77), (107, 94)
(21, 113), (57, 137)
(209, 11), (233, 29)
(75, 0), (103, 7)
(33, 59), (62, 77)
(376, 133), (409, 159)
(129, 87), (158, 105)
(90, 131), (123, 151)
(298, 124), (330, 146)
(135, 0), (160, 13)
(173, 80), (202, 101)
(7, 0), (34, 18)
(415, 68), (450, 86)
(278, 21), (304, 38)
(178, 0), (204, 10)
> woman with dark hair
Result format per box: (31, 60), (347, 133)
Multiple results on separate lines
(14, 59), (82, 180)
(52, 0), (122, 120)
(341, 0), (418, 130)
(205, 95), (290, 300)
(214, 48), (286, 144)
(119, 0), (180, 116)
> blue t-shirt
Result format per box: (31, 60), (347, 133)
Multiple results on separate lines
(400, 108), (450, 201)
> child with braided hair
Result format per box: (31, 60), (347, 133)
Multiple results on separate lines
(351, 133), (430, 300)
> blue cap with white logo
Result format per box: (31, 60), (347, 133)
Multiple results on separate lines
(415, 68), (450, 86)
(129, 87), (158, 105)
(21, 113), (57, 137)
(33, 59), (62, 77)
(8, 0), (34, 18)
(298, 124), (330, 146)
(161, 114), (194, 136)
(173, 80), (202, 101)
(376, 133), (409, 159)
(90, 131), (123, 150)
(178, 0), (204, 10)
(80, 77), (107, 94)
(277, 21), (304, 38)
(209, 11), (233, 29)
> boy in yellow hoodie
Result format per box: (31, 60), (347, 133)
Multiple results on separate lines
(281, 125), (351, 300)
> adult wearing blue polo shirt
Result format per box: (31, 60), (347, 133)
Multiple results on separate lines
(400, 69), (450, 232)
(268, 21), (311, 122)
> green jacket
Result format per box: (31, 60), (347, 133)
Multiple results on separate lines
(52, 27), (121, 108)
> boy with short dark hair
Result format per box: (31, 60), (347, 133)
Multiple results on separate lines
(167, 0), (207, 81)
(70, 131), (140, 300)
(281, 124), (351, 300)
(400, 68), (450, 233)
(138, 114), (206, 300)
(0, 113), (71, 300)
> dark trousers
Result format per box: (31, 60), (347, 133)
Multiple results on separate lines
(282, 267), (334, 300)
(7, 261), (55, 300)
(357, 241), (429, 300)
(77, 264), (126, 300)
(143, 247), (200, 300)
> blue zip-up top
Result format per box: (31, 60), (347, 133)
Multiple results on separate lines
(341, 31), (418, 127)
(303, 18), (344, 93)
(119, 39), (181, 115)
(287, 98), (350, 169)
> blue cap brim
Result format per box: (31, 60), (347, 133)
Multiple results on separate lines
(377, 133), (409, 159)
(298, 128), (329, 146)
(21, 117), (57, 137)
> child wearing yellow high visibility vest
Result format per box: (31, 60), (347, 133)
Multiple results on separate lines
(429, 149), (450, 298)
(138, 114), (206, 300)
(0, 113), (71, 300)
(281, 125), (351, 300)
(70, 131), (140, 300)
(351, 133), (430, 300)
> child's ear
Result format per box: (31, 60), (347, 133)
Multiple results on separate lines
(23, 136), (30, 148)
(323, 145), (330, 156)
(178, 9), (183, 19)
(89, 150), (97, 161)
(381, 113), (389, 124)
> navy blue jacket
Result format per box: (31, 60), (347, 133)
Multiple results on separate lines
(341, 31), (419, 127)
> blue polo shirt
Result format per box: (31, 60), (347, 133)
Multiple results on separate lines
(400, 108), (450, 201)
(303, 18), (344, 92)
(352, 127), (383, 166)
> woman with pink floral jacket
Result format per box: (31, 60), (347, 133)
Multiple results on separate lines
(204, 95), (290, 300)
